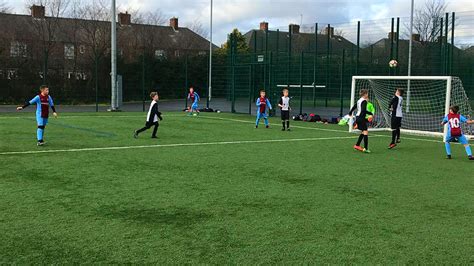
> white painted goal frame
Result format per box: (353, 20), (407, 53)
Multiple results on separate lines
(349, 76), (474, 139)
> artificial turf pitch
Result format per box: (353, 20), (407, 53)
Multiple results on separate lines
(1, 111), (473, 263)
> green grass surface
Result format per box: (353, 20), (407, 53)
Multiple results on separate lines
(1, 111), (474, 263)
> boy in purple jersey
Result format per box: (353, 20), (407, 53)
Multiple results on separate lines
(187, 87), (200, 116)
(17, 85), (58, 146)
(256, 90), (272, 128)
(441, 105), (474, 160)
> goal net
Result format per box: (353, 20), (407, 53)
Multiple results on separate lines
(350, 76), (474, 138)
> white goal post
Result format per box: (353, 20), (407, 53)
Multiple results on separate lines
(349, 76), (474, 139)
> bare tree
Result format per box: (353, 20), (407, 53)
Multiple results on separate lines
(188, 19), (208, 38)
(75, 0), (111, 101)
(61, 0), (82, 85)
(77, 0), (111, 67)
(26, 0), (71, 83)
(334, 29), (345, 37)
(407, 0), (456, 43)
(133, 9), (166, 26)
(0, 0), (11, 13)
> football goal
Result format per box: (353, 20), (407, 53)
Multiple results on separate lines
(350, 76), (474, 138)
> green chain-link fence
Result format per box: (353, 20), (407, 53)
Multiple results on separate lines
(2, 11), (473, 116)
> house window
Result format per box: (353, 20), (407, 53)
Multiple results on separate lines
(79, 45), (86, 54)
(64, 44), (75, 60)
(67, 71), (87, 80)
(198, 51), (206, 56)
(10, 41), (27, 57)
(155, 49), (165, 59)
(174, 50), (180, 57)
(7, 69), (18, 80)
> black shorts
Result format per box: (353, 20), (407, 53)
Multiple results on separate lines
(391, 117), (402, 129)
(145, 121), (159, 128)
(281, 110), (290, 120)
(356, 117), (368, 131)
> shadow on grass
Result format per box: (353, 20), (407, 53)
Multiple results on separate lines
(333, 186), (381, 200)
(97, 205), (212, 227)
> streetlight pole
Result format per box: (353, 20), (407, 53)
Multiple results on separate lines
(407, 0), (414, 112)
(207, 0), (213, 107)
(110, 0), (117, 110)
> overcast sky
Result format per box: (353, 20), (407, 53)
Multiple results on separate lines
(3, 0), (474, 45)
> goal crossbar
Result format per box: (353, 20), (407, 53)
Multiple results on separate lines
(353, 76), (452, 81)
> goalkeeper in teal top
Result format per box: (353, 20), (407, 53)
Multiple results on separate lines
(16, 85), (58, 146)
(441, 105), (474, 160)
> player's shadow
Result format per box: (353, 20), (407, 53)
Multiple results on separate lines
(97, 205), (212, 227)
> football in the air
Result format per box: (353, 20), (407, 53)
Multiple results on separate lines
(389, 59), (398, 68)
(193, 113), (197, 116)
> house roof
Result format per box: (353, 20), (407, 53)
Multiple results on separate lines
(0, 12), (217, 51)
(464, 46), (474, 55)
(367, 37), (461, 52)
(243, 29), (357, 53)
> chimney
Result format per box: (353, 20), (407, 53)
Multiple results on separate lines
(388, 32), (399, 40)
(118, 12), (131, 26)
(324, 26), (334, 37)
(30, 5), (45, 19)
(411, 33), (420, 42)
(437, 36), (447, 43)
(260, 21), (269, 31)
(170, 17), (178, 30)
(289, 24), (300, 34)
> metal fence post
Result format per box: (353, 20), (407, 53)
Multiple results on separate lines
(389, 18), (394, 76)
(253, 30), (257, 110)
(95, 54), (99, 112)
(339, 49), (345, 117)
(439, 17), (444, 75)
(231, 33), (236, 113)
(184, 54), (188, 109)
(450, 12), (455, 76)
(299, 52), (303, 115)
(444, 12), (449, 75)
(248, 65), (252, 114)
(395, 17), (400, 75)
(325, 24), (330, 108)
(287, 27), (292, 88)
(141, 52), (145, 112)
(356, 21), (360, 75)
(313, 22), (318, 107)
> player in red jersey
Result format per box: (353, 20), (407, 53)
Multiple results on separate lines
(441, 105), (474, 160)
(255, 90), (272, 128)
(16, 85), (57, 146)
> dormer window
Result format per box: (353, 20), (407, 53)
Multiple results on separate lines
(64, 44), (75, 60)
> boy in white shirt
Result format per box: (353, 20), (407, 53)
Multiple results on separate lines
(278, 89), (291, 131)
(134, 92), (162, 139)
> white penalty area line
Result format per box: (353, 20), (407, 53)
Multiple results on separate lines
(200, 115), (448, 144)
(200, 115), (349, 134)
(0, 136), (361, 156)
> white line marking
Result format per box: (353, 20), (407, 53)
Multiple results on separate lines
(0, 136), (360, 156)
(201, 115), (448, 143)
(201, 116), (348, 133)
(0, 114), (183, 119)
